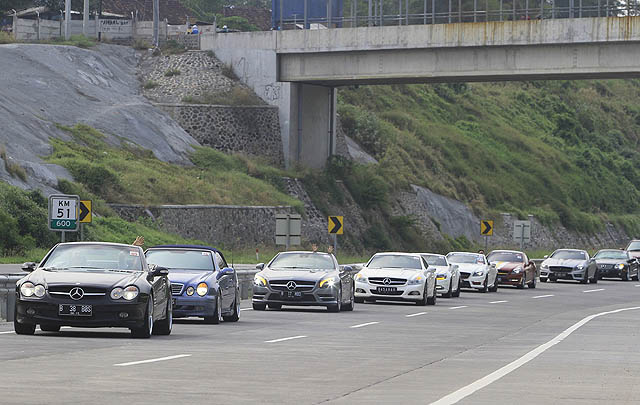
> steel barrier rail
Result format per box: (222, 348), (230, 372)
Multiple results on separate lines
(0, 274), (22, 322)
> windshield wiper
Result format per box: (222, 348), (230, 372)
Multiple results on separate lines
(42, 267), (68, 271)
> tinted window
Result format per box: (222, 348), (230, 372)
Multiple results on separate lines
(146, 250), (215, 271)
(42, 244), (143, 271)
(215, 252), (228, 269)
(269, 252), (335, 270)
(594, 250), (627, 260)
(422, 255), (447, 266)
(367, 255), (422, 270)
(487, 252), (524, 263)
(551, 250), (587, 260)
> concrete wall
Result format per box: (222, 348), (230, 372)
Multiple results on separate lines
(156, 103), (284, 166)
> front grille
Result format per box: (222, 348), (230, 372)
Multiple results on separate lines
(498, 271), (510, 276)
(598, 264), (613, 270)
(460, 272), (470, 280)
(550, 266), (573, 273)
(269, 280), (316, 292)
(171, 283), (184, 295)
(368, 277), (407, 286)
(48, 285), (106, 295)
(371, 289), (404, 296)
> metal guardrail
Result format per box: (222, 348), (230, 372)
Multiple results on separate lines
(0, 274), (22, 322)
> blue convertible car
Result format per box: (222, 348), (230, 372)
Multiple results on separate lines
(145, 245), (240, 324)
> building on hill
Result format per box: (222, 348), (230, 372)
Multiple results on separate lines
(102, 0), (195, 24)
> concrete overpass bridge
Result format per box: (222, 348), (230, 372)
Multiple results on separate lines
(201, 16), (640, 168)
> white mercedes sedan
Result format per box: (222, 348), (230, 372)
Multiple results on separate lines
(420, 253), (461, 298)
(446, 252), (498, 293)
(354, 252), (437, 305)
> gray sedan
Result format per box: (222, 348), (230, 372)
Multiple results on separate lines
(540, 249), (598, 284)
(252, 251), (355, 312)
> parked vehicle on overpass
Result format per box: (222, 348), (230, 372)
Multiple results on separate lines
(419, 253), (461, 298)
(354, 252), (437, 305)
(593, 249), (639, 281)
(145, 245), (240, 324)
(487, 250), (537, 289)
(446, 252), (497, 293)
(14, 242), (172, 338)
(252, 251), (355, 312)
(539, 249), (597, 283)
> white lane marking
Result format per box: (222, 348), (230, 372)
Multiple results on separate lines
(406, 312), (427, 318)
(490, 300), (508, 304)
(430, 306), (640, 405)
(450, 306), (468, 310)
(240, 308), (253, 311)
(0, 330), (14, 335)
(114, 354), (191, 367)
(265, 335), (307, 343)
(635, 285), (640, 287)
(350, 322), (379, 329)
(583, 289), (605, 293)
(0, 326), (71, 335)
(533, 294), (554, 299)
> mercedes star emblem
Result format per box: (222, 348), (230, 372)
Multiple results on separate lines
(383, 278), (391, 285)
(69, 287), (84, 300)
(286, 281), (297, 290)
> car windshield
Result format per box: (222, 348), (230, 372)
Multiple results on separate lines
(594, 250), (627, 260)
(626, 241), (640, 251)
(447, 253), (484, 264)
(41, 244), (143, 271)
(551, 250), (587, 260)
(146, 249), (215, 271)
(269, 252), (335, 270)
(487, 252), (524, 263)
(367, 255), (422, 269)
(421, 255), (447, 266)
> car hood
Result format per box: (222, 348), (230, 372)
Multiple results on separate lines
(430, 265), (450, 274)
(360, 267), (425, 278)
(453, 263), (486, 273)
(260, 268), (334, 281)
(169, 271), (215, 285)
(492, 262), (524, 272)
(595, 259), (626, 266)
(543, 259), (586, 267)
(24, 268), (144, 288)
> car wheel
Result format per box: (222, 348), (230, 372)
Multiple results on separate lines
(622, 270), (629, 281)
(517, 275), (526, 289)
(39, 324), (61, 332)
(204, 294), (222, 324)
(633, 271), (639, 281)
(427, 282), (437, 305)
(268, 303), (282, 310)
(342, 286), (355, 311)
(252, 302), (267, 310)
(590, 270), (598, 284)
(354, 297), (365, 304)
(452, 278), (461, 297)
(153, 297), (173, 335)
(327, 287), (342, 312)
(479, 277), (488, 293)
(580, 272), (589, 284)
(131, 296), (154, 338)
(549, 275), (557, 282)
(488, 278), (498, 292)
(540, 277), (548, 283)
(14, 319), (35, 335)
(442, 279), (453, 298)
(223, 294), (240, 322)
(528, 275), (537, 289)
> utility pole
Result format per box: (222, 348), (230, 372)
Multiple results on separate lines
(153, 0), (159, 46)
(83, 0), (89, 36)
(64, 0), (71, 40)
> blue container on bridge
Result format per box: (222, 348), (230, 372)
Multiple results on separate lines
(272, 0), (344, 29)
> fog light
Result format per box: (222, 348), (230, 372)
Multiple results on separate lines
(118, 312), (129, 319)
(356, 288), (366, 293)
(26, 308), (36, 316)
(408, 291), (420, 296)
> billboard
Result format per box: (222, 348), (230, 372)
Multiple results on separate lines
(272, 0), (344, 29)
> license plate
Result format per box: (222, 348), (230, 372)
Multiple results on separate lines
(59, 304), (92, 316)
(281, 291), (302, 299)
(377, 286), (397, 294)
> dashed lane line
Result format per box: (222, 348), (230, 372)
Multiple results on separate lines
(449, 306), (468, 310)
(240, 308), (253, 311)
(114, 354), (192, 367)
(0, 326), (72, 335)
(532, 295), (554, 299)
(350, 322), (380, 329)
(583, 289), (605, 293)
(490, 300), (508, 304)
(265, 335), (307, 343)
(635, 285), (640, 287)
(405, 312), (427, 318)
(430, 306), (640, 405)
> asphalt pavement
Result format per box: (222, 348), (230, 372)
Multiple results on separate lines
(0, 279), (639, 404)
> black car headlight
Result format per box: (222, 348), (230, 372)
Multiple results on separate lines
(111, 286), (139, 300)
(20, 282), (45, 298)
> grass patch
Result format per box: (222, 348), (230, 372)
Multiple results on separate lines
(0, 31), (14, 44)
(49, 35), (96, 48)
(143, 80), (159, 89)
(182, 87), (263, 106)
(132, 38), (151, 50)
(161, 39), (187, 55)
(164, 68), (181, 77)
(0, 145), (27, 181)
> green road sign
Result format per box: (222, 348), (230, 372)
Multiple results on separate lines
(50, 219), (77, 230)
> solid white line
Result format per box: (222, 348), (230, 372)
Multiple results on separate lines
(240, 308), (253, 311)
(490, 300), (508, 304)
(450, 306), (468, 310)
(430, 306), (640, 405)
(114, 354), (191, 367)
(350, 321), (379, 329)
(406, 312), (427, 318)
(0, 330), (14, 335)
(635, 285), (640, 287)
(265, 335), (307, 343)
(532, 295), (554, 299)
(0, 326), (71, 335)
(583, 289), (605, 293)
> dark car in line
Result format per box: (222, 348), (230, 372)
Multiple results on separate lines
(253, 251), (355, 312)
(593, 249), (639, 281)
(539, 249), (598, 284)
(625, 240), (640, 260)
(14, 242), (172, 338)
(487, 250), (537, 289)
(145, 245), (240, 323)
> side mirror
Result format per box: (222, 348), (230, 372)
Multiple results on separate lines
(256, 263), (265, 270)
(543, 255), (548, 259)
(217, 267), (235, 279)
(150, 266), (169, 277)
(22, 262), (37, 272)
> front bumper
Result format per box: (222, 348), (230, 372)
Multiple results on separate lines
(597, 267), (626, 278)
(15, 296), (149, 328)
(541, 268), (587, 281)
(252, 285), (339, 306)
(460, 273), (486, 290)
(354, 281), (424, 302)
(496, 272), (524, 285)
(436, 277), (450, 293)
(171, 294), (216, 318)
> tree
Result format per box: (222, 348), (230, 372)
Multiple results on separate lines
(1, 0), (34, 13)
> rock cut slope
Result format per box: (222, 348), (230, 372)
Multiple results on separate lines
(0, 43), (199, 193)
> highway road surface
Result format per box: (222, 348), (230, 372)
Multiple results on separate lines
(1, 280), (639, 404)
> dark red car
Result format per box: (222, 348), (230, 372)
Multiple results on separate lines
(487, 250), (537, 289)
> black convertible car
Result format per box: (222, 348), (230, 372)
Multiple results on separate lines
(14, 242), (172, 338)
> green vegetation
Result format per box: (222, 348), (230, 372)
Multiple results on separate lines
(182, 87), (263, 106)
(132, 38), (151, 50)
(0, 145), (27, 181)
(0, 33), (95, 48)
(0, 31), (14, 44)
(164, 68), (181, 77)
(143, 80), (159, 89)
(339, 80), (640, 234)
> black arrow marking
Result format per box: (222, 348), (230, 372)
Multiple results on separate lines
(329, 217), (342, 234)
(79, 202), (90, 221)
(482, 221), (492, 235)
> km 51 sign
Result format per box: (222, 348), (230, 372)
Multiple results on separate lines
(48, 194), (79, 231)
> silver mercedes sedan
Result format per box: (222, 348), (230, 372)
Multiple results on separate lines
(252, 251), (355, 312)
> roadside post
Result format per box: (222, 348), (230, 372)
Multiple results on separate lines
(513, 220), (531, 250)
(480, 220), (493, 251)
(275, 214), (302, 250)
(79, 199), (92, 241)
(328, 216), (344, 253)
(48, 194), (80, 242)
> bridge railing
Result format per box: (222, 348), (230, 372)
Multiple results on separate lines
(273, 0), (639, 30)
